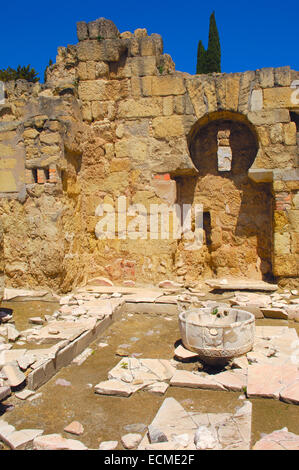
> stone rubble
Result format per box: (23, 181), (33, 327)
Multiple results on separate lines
(0, 284), (299, 450)
(138, 397), (252, 450)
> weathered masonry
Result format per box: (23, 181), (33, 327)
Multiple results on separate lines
(0, 17), (298, 292)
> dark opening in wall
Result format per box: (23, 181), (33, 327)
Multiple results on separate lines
(44, 168), (50, 181)
(290, 111), (299, 131)
(32, 168), (38, 184)
(203, 211), (212, 252)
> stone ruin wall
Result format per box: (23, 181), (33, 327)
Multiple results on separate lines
(0, 17), (298, 292)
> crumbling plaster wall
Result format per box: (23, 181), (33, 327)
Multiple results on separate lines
(0, 17), (298, 291)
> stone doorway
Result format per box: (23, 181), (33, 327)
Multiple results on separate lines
(176, 112), (273, 281)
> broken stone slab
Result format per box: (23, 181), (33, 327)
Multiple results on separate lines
(174, 344), (199, 361)
(261, 308), (288, 320)
(108, 357), (176, 385)
(146, 382), (169, 394)
(26, 319), (97, 344)
(121, 433), (142, 449)
(138, 397), (197, 450)
(15, 389), (35, 400)
(33, 433), (87, 450)
(0, 420), (15, 441)
(2, 361), (26, 387)
(158, 280), (183, 289)
(6, 324), (20, 342)
(170, 370), (226, 391)
(2, 428), (44, 450)
(155, 295), (178, 304)
(231, 355), (249, 369)
(99, 440), (118, 450)
(213, 369), (247, 392)
(253, 428), (299, 450)
(247, 363), (299, 400)
(206, 279), (277, 292)
(94, 379), (133, 397)
(29, 317), (44, 325)
(122, 293), (162, 303)
(4, 288), (48, 301)
(0, 348), (27, 367)
(0, 385), (11, 401)
(64, 421), (84, 436)
(280, 380), (299, 405)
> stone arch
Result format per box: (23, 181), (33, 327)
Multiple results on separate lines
(175, 111), (274, 282)
(187, 110), (259, 174)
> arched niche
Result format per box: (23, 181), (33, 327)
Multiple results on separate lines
(176, 111), (273, 281)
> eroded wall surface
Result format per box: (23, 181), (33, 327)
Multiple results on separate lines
(0, 18), (298, 291)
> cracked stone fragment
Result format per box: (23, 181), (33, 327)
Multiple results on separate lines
(121, 433), (142, 449)
(94, 379), (133, 397)
(2, 361), (26, 387)
(253, 428), (299, 450)
(33, 433), (87, 450)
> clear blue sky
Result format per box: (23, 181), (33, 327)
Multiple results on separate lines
(0, 0), (298, 81)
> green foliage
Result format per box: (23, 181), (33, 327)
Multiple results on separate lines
(97, 35), (104, 42)
(196, 40), (207, 74)
(157, 65), (164, 75)
(206, 11), (221, 73)
(196, 11), (221, 75)
(211, 308), (218, 315)
(0, 65), (39, 83)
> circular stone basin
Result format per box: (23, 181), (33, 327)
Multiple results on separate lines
(178, 307), (255, 366)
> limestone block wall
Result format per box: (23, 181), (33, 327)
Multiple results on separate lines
(0, 17), (298, 291)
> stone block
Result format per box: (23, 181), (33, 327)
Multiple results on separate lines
(27, 359), (56, 390)
(284, 122), (297, 145)
(129, 57), (157, 77)
(274, 232), (291, 255)
(55, 341), (77, 370)
(78, 80), (120, 101)
(151, 76), (185, 96)
(257, 68), (274, 88)
(76, 39), (126, 62)
(247, 109), (290, 125)
(76, 22), (88, 41)
(274, 66), (291, 87)
(263, 87), (294, 109)
(270, 123), (283, 144)
(118, 98), (161, 118)
(288, 210), (299, 231)
(274, 254), (298, 277)
(152, 116), (185, 138)
(95, 18), (120, 39)
(140, 37), (156, 56)
(250, 89), (263, 111)
(151, 33), (163, 55)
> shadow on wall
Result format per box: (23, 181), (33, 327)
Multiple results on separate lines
(177, 112), (273, 281)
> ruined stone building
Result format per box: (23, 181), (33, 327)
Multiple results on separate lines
(0, 17), (298, 292)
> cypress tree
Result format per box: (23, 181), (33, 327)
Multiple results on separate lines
(205, 11), (221, 73)
(196, 40), (207, 74)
